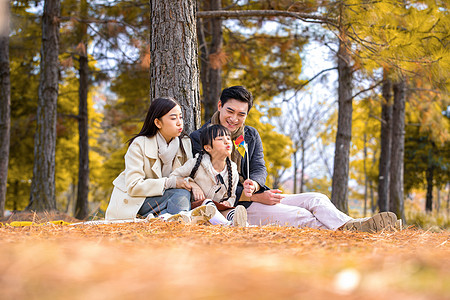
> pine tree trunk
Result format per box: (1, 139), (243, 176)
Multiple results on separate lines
(198, 0), (222, 121)
(0, 1), (11, 218)
(425, 163), (434, 212)
(331, 31), (353, 214)
(150, 0), (200, 134)
(293, 150), (298, 194)
(75, 0), (89, 220)
(28, 0), (60, 211)
(363, 133), (368, 217)
(300, 140), (305, 193)
(389, 79), (406, 221)
(378, 75), (393, 212)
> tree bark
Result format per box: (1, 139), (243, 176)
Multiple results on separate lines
(425, 162), (434, 212)
(300, 139), (305, 193)
(331, 26), (353, 214)
(378, 75), (393, 212)
(389, 78), (406, 221)
(363, 132), (368, 217)
(150, 0), (200, 133)
(28, 0), (60, 211)
(75, 0), (89, 220)
(293, 150), (298, 193)
(0, 0), (11, 217)
(198, 0), (223, 121)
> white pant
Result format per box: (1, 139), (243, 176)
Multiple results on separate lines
(246, 192), (352, 230)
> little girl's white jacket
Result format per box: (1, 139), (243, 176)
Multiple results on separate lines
(105, 135), (192, 220)
(169, 153), (239, 207)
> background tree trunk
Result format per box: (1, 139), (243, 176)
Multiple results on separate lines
(198, 0), (223, 121)
(378, 75), (393, 212)
(0, 0), (11, 217)
(425, 163), (434, 212)
(75, 0), (89, 220)
(150, 0), (200, 133)
(331, 30), (353, 214)
(389, 78), (406, 221)
(28, 0), (60, 211)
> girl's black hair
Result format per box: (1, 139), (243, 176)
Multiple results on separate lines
(189, 124), (233, 200)
(128, 97), (188, 160)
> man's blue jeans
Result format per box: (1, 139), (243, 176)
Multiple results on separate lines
(137, 188), (191, 217)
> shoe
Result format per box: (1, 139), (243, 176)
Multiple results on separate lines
(232, 205), (248, 227)
(190, 205), (215, 225)
(342, 212), (397, 233)
(166, 213), (190, 224)
(394, 219), (402, 231)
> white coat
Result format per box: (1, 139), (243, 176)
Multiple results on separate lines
(105, 135), (192, 220)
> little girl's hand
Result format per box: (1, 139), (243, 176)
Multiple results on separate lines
(190, 183), (205, 201)
(243, 179), (256, 197)
(221, 200), (231, 207)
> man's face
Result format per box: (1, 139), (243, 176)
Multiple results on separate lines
(217, 99), (248, 133)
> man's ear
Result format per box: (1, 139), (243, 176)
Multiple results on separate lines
(217, 100), (222, 110)
(154, 118), (162, 129)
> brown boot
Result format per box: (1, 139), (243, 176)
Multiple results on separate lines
(342, 212), (397, 233)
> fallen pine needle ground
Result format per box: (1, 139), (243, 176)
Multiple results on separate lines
(0, 221), (448, 300)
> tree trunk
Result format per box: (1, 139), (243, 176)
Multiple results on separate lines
(75, 0), (89, 220)
(300, 139), (305, 193)
(150, 0), (200, 134)
(0, 1), (11, 218)
(293, 150), (298, 193)
(389, 79), (406, 221)
(425, 163), (434, 212)
(363, 133), (368, 217)
(198, 0), (223, 121)
(28, 0), (60, 211)
(331, 29), (353, 214)
(378, 75), (393, 212)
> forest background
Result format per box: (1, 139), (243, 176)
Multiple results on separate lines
(0, 0), (449, 228)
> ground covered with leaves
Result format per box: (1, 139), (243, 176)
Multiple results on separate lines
(0, 218), (448, 300)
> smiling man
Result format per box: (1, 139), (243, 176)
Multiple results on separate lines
(190, 86), (398, 232)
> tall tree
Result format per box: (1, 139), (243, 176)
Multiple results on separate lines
(389, 78), (406, 221)
(197, 0), (223, 121)
(28, 0), (61, 211)
(378, 73), (393, 212)
(150, 0), (200, 133)
(75, 0), (89, 220)
(0, 0), (11, 217)
(331, 4), (353, 213)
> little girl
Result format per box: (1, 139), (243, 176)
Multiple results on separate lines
(169, 124), (254, 227)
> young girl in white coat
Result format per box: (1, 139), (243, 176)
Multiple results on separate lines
(105, 97), (211, 221)
(169, 124), (254, 227)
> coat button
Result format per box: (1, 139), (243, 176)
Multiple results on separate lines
(124, 199), (128, 204)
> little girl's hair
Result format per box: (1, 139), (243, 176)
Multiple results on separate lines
(189, 124), (233, 201)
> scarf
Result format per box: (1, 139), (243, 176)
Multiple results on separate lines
(156, 131), (180, 177)
(210, 111), (244, 178)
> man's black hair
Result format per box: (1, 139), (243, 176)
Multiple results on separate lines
(219, 86), (253, 112)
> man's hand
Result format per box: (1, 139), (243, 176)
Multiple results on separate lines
(251, 189), (285, 205)
(190, 182), (205, 201)
(175, 177), (191, 190)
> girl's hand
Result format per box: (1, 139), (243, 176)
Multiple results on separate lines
(220, 200), (231, 207)
(176, 177), (191, 191)
(243, 179), (256, 197)
(190, 182), (205, 201)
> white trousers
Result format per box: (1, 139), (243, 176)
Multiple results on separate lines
(246, 192), (352, 230)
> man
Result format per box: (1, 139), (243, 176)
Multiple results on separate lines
(191, 86), (398, 232)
